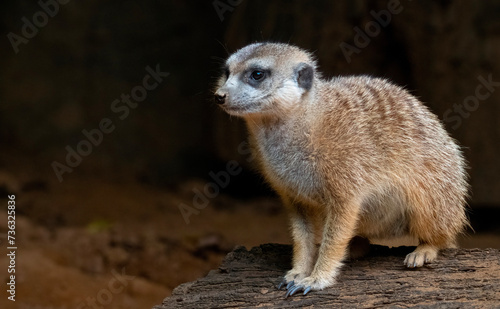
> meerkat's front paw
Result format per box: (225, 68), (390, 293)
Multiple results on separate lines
(284, 275), (333, 297)
(277, 268), (308, 290)
(404, 245), (438, 268)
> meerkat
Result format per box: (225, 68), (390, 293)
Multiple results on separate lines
(214, 42), (469, 297)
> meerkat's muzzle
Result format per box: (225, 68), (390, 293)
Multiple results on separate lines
(214, 92), (226, 105)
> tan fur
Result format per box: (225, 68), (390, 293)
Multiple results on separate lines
(215, 43), (469, 293)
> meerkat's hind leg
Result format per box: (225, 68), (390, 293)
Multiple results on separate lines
(404, 243), (439, 268)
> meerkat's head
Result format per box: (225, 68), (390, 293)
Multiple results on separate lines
(214, 43), (317, 117)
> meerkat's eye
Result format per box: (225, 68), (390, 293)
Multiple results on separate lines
(224, 67), (230, 79)
(250, 70), (266, 81)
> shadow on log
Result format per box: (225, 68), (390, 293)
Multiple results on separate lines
(154, 244), (500, 308)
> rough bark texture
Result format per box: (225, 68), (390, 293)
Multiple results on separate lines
(155, 244), (500, 309)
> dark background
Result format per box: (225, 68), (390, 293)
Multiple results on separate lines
(0, 1), (499, 308)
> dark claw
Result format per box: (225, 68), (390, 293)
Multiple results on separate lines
(286, 284), (304, 298)
(303, 286), (312, 295)
(286, 280), (295, 290)
(277, 278), (287, 290)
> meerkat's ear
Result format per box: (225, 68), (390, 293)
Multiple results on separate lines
(294, 62), (314, 91)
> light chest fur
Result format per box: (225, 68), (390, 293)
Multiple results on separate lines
(247, 116), (323, 204)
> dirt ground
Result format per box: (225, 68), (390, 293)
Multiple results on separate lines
(0, 153), (498, 309)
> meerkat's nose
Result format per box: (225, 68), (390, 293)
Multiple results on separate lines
(214, 92), (226, 105)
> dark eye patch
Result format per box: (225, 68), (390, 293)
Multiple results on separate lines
(245, 66), (270, 86)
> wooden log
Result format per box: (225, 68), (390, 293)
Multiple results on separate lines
(154, 244), (500, 308)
